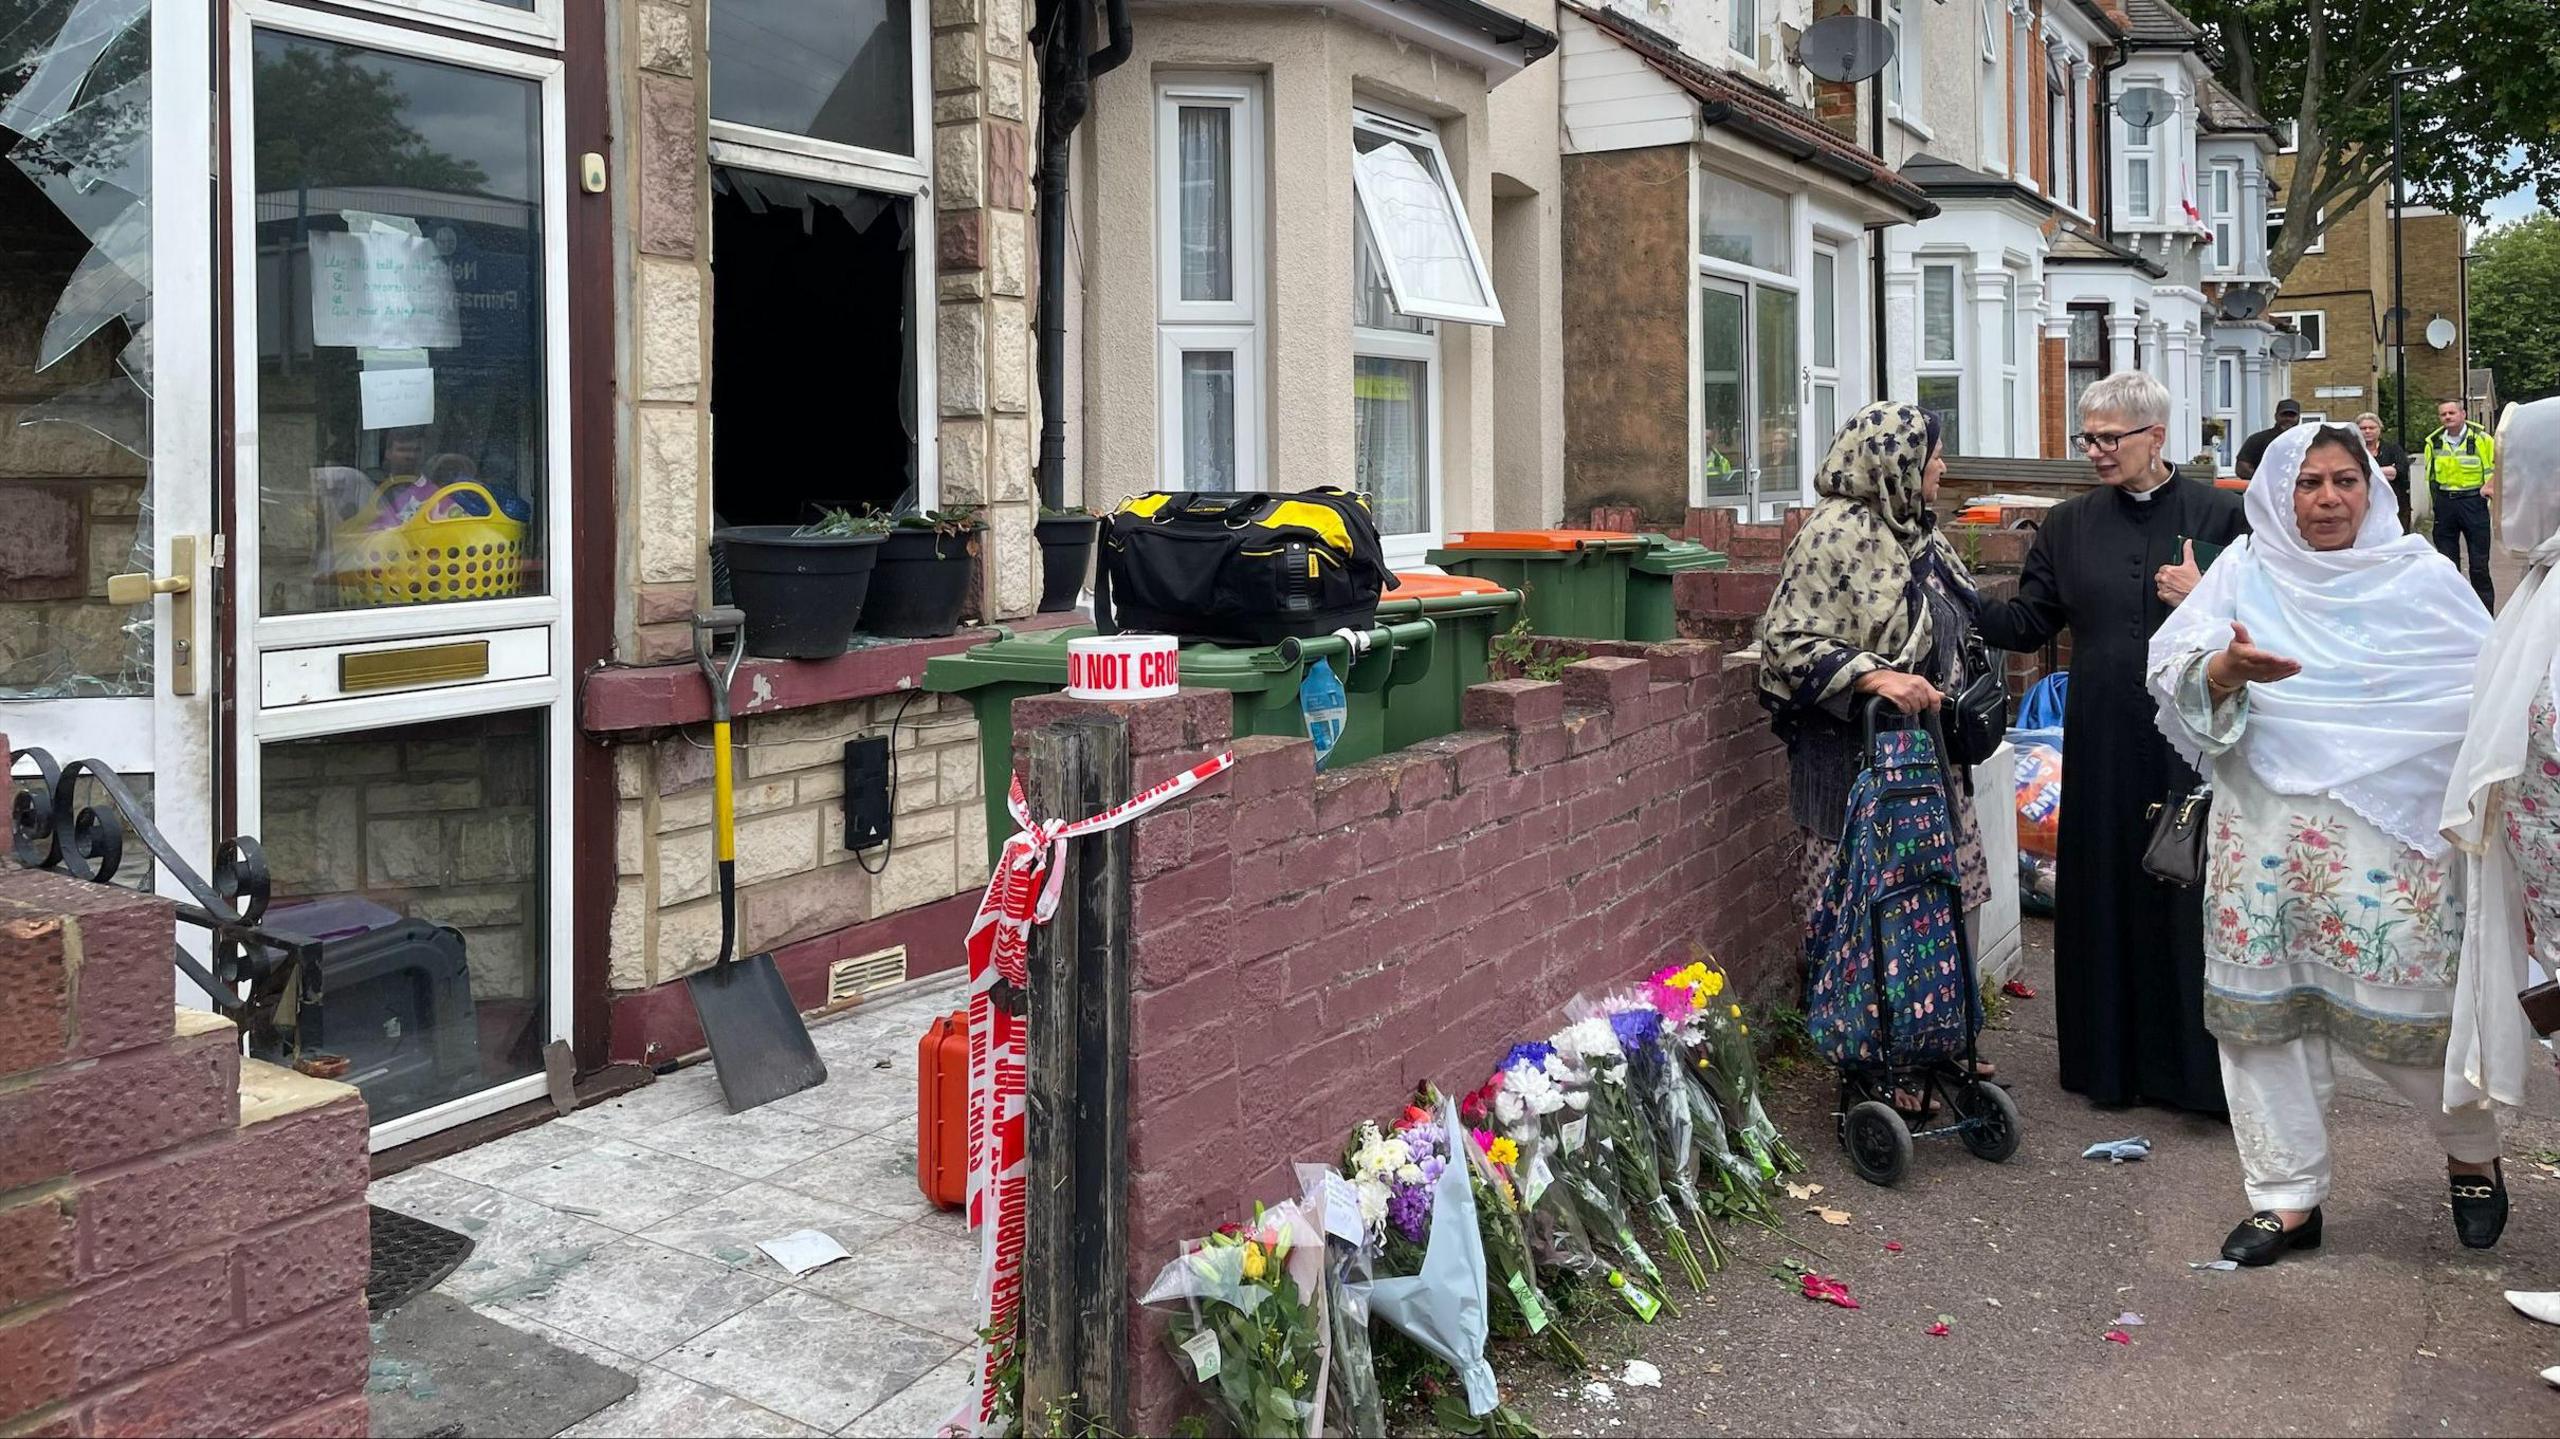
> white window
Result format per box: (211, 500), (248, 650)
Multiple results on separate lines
(1887, 0), (1920, 125)
(2126, 147), (2155, 221)
(2267, 204), (2325, 258)
(2275, 309), (2327, 360)
(711, 0), (923, 173)
(1350, 110), (1503, 326)
(1998, 274), (2020, 456)
(1918, 261), (1963, 453)
(2208, 160), (2239, 271)
(1978, 0), (2005, 172)
(1730, 0), (1757, 58)
(1698, 167), (1793, 273)
(2213, 354), (2239, 471)
(1350, 107), (1499, 555)
(2279, 119), (2299, 153)
(2010, 9), (2033, 182)
(1155, 78), (1265, 490)
(1811, 245), (1842, 448)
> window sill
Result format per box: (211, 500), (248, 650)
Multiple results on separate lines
(581, 614), (1082, 734)
(1889, 110), (1935, 144)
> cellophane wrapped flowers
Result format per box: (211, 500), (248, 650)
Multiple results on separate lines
(1607, 989), (1726, 1273)
(1477, 1048), (1663, 1324)
(1522, 1039), (1681, 1317)
(1462, 1118), (1590, 1373)
(1556, 1004), (1710, 1292)
(1138, 1202), (1328, 1438)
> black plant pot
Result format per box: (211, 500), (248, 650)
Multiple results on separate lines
(863, 526), (980, 638)
(711, 526), (888, 659)
(1034, 514), (1099, 613)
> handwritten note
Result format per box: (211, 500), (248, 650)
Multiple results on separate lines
(310, 230), (461, 350)
(359, 366), (435, 430)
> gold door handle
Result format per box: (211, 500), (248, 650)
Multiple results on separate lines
(105, 536), (199, 696)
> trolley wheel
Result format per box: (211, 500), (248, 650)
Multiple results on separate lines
(1959, 1080), (2022, 1163)
(1842, 1100), (1913, 1186)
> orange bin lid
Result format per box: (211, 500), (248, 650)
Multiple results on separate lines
(1441, 528), (1645, 552)
(1389, 571), (1508, 600)
(1953, 504), (2003, 526)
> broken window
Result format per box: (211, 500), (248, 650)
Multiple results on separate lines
(1, 0), (156, 699)
(709, 166), (917, 527)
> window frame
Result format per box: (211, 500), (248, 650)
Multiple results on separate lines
(336, 0), (562, 47)
(1917, 258), (1965, 453)
(704, 0), (930, 180)
(2207, 158), (2240, 272)
(1154, 75), (1267, 490)
(1353, 211), (1443, 561)
(2274, 309), (2327, 361)
(1729, 0), (1758, 61)
(1886, 0), (1927, 134)
(1348, 108), (1505, 328)
(2064, 301), (2109, 423)
(2124, 143), (2155, 222)
(1810, 244), (1843, 459)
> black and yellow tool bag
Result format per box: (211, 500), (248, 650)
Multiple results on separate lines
(1098, 488), (1395, 644)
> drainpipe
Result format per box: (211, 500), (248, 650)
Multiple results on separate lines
(2096, 37), (2128, 244)
(1034, 0), (1133, 513)
(1869, 0), (1889, 399)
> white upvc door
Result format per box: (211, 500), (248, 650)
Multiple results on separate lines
(2, 0), (221, 953)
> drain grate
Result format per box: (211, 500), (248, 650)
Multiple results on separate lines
(367, 1205), (477, 1315)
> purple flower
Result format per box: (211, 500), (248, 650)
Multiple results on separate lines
(1610, 1007), (1664, 1053)
(1503, 1041), (1556, 1073)
(1388, 1184), (1433, 1243)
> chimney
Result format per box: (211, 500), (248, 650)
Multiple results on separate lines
(1811, 0), (1860, 140)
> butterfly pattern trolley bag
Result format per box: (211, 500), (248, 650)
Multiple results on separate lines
(1804, 727), (1975, 1068)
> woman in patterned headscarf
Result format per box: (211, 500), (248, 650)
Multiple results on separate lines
(1757, 400), (1995, 1079)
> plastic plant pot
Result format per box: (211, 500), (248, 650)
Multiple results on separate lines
(864, 524), (981, 638)
(1034, 513), (1099, 613)
(711, 525), (888, 659)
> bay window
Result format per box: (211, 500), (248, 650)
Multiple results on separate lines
(1155, 77), (1265, 490)
(2208, 160), (2239, 272)
(1919, 261), (1962, 454)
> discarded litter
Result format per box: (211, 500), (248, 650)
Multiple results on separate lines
(1926, 1321), (1951, 1337)
(1883, 1241), (1905, 1254)
(1809, 1205), (1853, 1226)
(2081, 1136), (2153, 1163)
(2114, 1311), (2146, 1327)
(756, 1228), (853, 1277)
(2188, 1259), (2240, 1272)
(2103, 1330), (2132, 1346)
(1581, 1382), (1617, 1404)
(2002, 979), (2038, 999)
(1620, 1360), (1662, 1388)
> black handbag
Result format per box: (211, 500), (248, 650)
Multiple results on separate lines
(2142, 785), (2213, 886)
(1945, 636), (2009, 769)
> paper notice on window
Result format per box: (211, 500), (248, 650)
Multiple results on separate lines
(310, 229), (461, 350)
(359, 366), (435, 430)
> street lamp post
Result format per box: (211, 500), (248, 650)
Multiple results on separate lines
(2389, 66), (2423, 446)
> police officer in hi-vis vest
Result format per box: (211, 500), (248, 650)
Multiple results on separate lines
(2424, 397), (2498, 609)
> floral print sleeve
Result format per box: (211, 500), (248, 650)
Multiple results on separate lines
(2170, 651), (2248, 757)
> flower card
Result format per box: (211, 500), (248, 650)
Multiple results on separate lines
(1180, 1328), (1221, 1382)
(1507, 1272), (1550, 1333)
(1321, 1173), (1366, 1247)
(1560, 1117), (1586, 1154)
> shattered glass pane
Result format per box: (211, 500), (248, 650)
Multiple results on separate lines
(2, 0), (154, 700)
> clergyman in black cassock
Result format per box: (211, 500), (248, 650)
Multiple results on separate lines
(1975, 434), (2248, 1115)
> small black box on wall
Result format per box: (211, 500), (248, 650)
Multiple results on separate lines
(845, 736), (891, 852)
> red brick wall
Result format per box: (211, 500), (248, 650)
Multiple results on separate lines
(1012, 644), (1802, 1433)
(0, 866), (372, 1439)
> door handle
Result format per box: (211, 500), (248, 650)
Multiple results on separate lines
(105, 535), (199, 696)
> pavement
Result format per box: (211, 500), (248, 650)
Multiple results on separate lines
(1512, 918), (2560, 1438)
(367, 971), (975, 1438)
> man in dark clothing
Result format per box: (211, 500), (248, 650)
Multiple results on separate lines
(1974, 372), (2247, 1117)
(2233, 397), (2302, 481)
(2358, 411), (2415, 534)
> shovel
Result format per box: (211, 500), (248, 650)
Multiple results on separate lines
(685, 608), (828, 1113)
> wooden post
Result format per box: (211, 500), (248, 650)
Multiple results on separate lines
(1020, 714), (1134, 1434)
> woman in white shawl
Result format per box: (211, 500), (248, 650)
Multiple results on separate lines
(2147, 421), (2504, 1267)
(2437, 397), (2560, 1366)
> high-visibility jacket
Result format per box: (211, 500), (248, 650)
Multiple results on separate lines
(2422, 425), (2496, 493)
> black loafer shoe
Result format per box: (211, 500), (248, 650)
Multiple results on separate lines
(2222, 1208), (2323, 1266)
(2451, 1161), (2509, 1249)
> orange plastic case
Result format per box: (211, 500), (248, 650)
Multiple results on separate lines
(916, 1010), (969, 1210)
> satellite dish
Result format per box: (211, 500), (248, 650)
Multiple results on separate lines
(2221, 287), (2267, 321)
(2269, 333), (2305, 362)
(2116, 85), (2172, 135)
(2426, 316), (2458, 349)
(1799, 15), (1896, 84)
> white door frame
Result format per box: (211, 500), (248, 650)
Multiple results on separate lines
(226, 0), (577, 1151)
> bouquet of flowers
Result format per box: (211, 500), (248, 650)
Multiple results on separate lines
(1347, 1092), (1543, 1438)
(1646, 961), (1781, 1222)
(1555, 1006), (1710, 1291)
(1517, 1040), (1681, 1316)
(1294, 1162), (1387, 1438)
(1607, 989), (1726, 1273)
(1473, 1053), (1664, 1324)
(1688, 961), (1806, 1177)
(1139, 1202), (1329, 1438)
(1460, 1115), (1589, 1372)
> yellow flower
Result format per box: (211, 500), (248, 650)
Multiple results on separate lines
(1242, 1243), (1267, 1281)
(1488, 1136), (1520, 1167)
(1701, 970), (1726, 998)
(1729, 1003), (1743, 1018)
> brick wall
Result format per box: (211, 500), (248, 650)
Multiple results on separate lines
(1561, 147), (1695, 524)
(600, 693), (990, 1064)
(1010, 643), (1802, 1433)
(0, 866), (371, 1439)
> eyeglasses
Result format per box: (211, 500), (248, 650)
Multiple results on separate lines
(2073, 425), (2161, 456)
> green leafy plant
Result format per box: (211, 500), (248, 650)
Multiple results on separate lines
(900, 504), (986, 537)
(794, 506), (893, 538)
(1490, 615), (1583, 684)
(1040, 502), (1101, 520)
(1753, 1001), (1817, 1080)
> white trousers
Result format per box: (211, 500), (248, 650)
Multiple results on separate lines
(2218, 1035), (2503, 1212)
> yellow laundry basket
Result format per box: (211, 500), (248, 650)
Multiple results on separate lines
(329, 480), (529, 608)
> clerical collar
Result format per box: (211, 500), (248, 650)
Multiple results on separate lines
(2122, 467), (2173, 502)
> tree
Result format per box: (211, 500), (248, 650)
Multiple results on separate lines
(251, 43), (488, 195)
(2174, 0), (2560, 280)
(2469, 214), (2560, 406)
